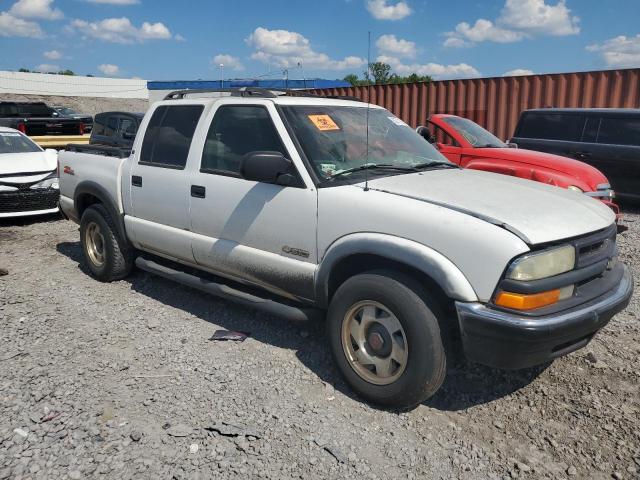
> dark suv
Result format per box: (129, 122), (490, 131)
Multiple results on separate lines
(90, 112), (144, 149)
(511, 108), (640, 201)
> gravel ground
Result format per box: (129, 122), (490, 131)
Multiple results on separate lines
(1, 209), (639, 480)
(1, 94), (148, 117)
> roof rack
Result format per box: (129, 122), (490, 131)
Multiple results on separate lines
(164, 87), (364, 102)
(164, 87), (284, 100)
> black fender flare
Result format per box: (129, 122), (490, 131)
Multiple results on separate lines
(74, 181), (127, 242)
(315, 233), (478, 308)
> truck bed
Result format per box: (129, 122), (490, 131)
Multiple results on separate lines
(57, 148), (128, 221)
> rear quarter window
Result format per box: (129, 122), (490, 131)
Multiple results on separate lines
(517, 113), (585, 141)
(597, 117), (640, 147)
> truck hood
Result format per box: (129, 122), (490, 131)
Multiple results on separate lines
(472, 146), (609, 190)
(361, 168), (614, 245)
(0, 151), (57, 178)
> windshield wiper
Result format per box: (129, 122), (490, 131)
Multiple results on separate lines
(411, 161), (459, 170)
(329, 163), (413, 180)
(475, 144), (504, 148)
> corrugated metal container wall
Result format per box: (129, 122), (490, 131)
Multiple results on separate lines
(312, 68), (640, 140)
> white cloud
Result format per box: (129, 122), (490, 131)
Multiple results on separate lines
(377, 55), (481, 80)
(35, 63), (60, 72)
(587, 35), (640, 68)
(43, 49), (62, 59)
(444, 19), (523, 47)
(86, 0), (140, 4)
(367, 0), (412, 20)
(212, 54), (244, 71)
(174, 33), (186, 42)
(246, 27), (366, 70)
(0, 11), (44, 37)
(376, 34), (416, 58)
(68, 17), (172, 43)
(503, 68), (534, 76)
(499, 0), (579, 36)
(9, 0), (63, 20)
(445, 0), (579, 48)
(98, 63), (120, 76)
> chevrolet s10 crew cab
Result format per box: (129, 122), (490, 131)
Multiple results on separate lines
(57, 88), (633, 409)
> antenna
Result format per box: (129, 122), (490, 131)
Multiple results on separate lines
(364, 31), (371, 192)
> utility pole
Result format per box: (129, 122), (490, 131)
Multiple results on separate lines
(219, 63), (224, 89)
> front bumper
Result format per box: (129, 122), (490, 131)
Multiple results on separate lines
(455, 265), (633, 370)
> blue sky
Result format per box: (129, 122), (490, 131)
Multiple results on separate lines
(0, 0), (639, 81)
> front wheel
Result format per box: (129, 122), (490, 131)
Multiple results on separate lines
(328, 271), (447, 409)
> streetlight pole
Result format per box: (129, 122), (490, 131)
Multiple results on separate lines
(219, 63), (224, 89)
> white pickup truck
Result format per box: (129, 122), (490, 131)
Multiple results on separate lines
(58, 88), (633, 408)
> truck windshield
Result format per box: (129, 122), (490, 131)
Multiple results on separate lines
(442, 116), (506, 148)
(0, 132), (42, 154)
(281, 105), (450, 180)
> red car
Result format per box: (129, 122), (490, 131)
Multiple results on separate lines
(419, 114), (619, 215)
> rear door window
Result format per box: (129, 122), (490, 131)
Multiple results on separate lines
(517, 113), (585, 141)
(140, 105), (204, 169)
(596, 117), (640, 146)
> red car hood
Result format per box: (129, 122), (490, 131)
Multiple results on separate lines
(471, 147), (609, 190)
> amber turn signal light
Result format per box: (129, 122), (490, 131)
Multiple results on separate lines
(495, 289), (561, 310)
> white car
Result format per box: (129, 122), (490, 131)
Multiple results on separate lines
(0, 127), (59, 218)
(57, 89), (632, 408)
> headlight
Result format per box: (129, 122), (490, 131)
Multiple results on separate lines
(30, 173), (59, 190)
(506, 245), (575, 281)
(567, 185), (583, 193)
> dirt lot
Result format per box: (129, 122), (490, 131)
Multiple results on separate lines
(1, 94), (148, 117)
(1, 210), (639, 480)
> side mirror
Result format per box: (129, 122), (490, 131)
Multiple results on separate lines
(506, 142), (518, 149)
(416, 126), (436, 144)
(241, 151), (294, 186)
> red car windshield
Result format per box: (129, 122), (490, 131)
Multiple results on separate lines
(443, 116), (506, 148)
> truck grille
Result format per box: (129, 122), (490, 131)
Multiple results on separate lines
(0, 189), (59, 213)
(574, 224), (617, 270)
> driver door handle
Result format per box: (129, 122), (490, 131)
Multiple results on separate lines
(191, 185), (206, 198)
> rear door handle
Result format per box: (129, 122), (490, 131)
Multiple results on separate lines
(191, 185), (206, 198)
(131, 175), (142, 187)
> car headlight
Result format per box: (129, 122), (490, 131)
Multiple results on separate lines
(506, 245), (575, 281)
(30, 172), (59, 190)
(567, 185), (583, 193)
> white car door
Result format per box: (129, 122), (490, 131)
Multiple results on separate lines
(126, 103), (204, 262)
(189, 100), (317, 301)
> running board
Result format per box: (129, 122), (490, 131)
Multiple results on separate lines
(135, 257), (319, 322)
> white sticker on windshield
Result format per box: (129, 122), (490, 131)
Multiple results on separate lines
(0, 132), (21, 137)
(388, 116), (409, 127)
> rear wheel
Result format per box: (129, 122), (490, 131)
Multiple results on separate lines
(328, 271), (447, 409)
(80, 204), (133, 281)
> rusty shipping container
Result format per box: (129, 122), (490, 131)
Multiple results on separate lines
(311, 68), (640, 141)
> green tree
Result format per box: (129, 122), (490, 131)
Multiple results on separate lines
(368, 62), (391, 84)
(343, 73), (360, 86)
(58, 70), (75, 76)
(18, 68), (31, 73)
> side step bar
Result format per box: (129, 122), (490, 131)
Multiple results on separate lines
(135, 257), (320, 322)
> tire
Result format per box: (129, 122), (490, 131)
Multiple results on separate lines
(79, 204), (133, 282)
(327, 270), (447, 409)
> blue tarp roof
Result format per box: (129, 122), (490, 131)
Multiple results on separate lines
(147, 79), (350, 90)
